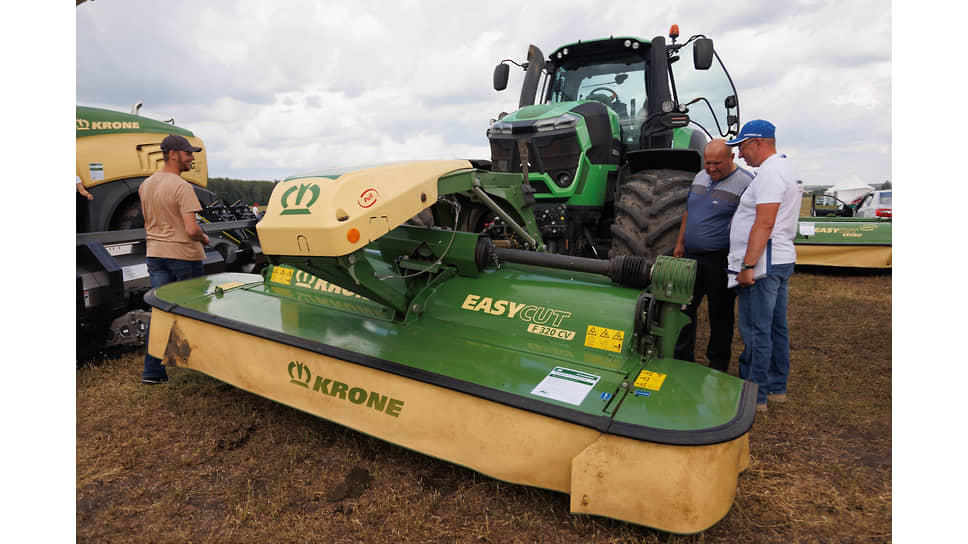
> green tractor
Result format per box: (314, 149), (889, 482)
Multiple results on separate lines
(475, 27), (740, 260)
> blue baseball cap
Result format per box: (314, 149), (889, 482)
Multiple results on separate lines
(726, 119), (775, 146)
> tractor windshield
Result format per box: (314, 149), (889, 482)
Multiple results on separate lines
(548, 57), (647, 151)
(670, 43), (738, 139)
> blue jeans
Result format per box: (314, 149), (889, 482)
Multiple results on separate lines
(143, 257), (204, 379)
(736, 263), (794, 405)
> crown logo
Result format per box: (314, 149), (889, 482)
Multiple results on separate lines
(280, 183), (321, 215)
(76, 118), (90, 130)
(288, 361), (312, 388)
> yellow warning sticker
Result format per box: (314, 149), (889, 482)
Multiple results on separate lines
(270, 266), (294, 285)
(634, 370), (667, 391)
(584, 325), (624, 353)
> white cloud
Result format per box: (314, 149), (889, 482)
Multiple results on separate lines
(76, 0), (892, 186)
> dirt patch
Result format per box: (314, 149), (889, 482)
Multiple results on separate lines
(77, 269), (891, 543)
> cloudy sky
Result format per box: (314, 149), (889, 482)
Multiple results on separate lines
(74, 0), (892, 187)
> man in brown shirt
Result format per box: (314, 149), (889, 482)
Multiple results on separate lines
(139, 134), (210, 384)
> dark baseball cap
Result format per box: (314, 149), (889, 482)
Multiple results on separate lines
(161, 134), (203, 153)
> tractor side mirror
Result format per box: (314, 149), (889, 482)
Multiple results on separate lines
(693, 38), (714, 70)
(494, 64), (510, 91)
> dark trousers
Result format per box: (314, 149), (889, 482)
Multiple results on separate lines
(674, 250), (736, 373)
(142, 257), (204, 379)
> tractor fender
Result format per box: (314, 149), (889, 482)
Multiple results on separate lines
(624, 148), (703, 176)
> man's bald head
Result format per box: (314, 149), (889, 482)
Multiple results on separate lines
(702, 139), (737, 181)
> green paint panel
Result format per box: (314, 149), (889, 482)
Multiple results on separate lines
(76, 106), (195, 138)
(794, 217), (892, 246)
(613, 357), (744, 431)
(153, 259), (748, 433)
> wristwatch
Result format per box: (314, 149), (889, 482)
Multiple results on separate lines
(741, 261), (756, 270)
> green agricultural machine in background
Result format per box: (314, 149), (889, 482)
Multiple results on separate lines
(453, 27), (740, 260)
(76, 105), (264, 359)
(794, 193), (892, 268)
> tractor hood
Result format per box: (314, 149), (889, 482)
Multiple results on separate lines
(489, 101), (618, 138)
(500, 102), (587, 122)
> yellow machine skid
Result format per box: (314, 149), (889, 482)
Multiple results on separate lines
(794, 244), (891, 268)
(148, 309), (750, 534)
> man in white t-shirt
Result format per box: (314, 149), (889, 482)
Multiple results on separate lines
(726, 120), (801, 414)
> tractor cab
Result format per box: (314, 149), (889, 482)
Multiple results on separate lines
(547, 51), (648, 152)
(484, 28), (741, 259)
(493, 29), (740, 159)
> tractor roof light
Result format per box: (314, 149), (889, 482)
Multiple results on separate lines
(669, 24), (680, 40)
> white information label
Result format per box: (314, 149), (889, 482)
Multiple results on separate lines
(121, 263), (149, 283)
(89, 162), (104, 181)
(799, 222), (815, 236)
(105, 243), (135, 256)
(530, 366), (600, 406)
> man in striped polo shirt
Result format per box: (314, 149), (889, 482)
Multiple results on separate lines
(673, 139), (753, 373)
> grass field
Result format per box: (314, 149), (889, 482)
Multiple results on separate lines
(76, 267), (891, 543)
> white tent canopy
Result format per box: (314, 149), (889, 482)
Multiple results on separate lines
(825, 176), (874, 202)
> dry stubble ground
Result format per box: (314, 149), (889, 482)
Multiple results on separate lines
(77, 267), (891, 543)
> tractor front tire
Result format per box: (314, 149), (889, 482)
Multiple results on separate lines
(609, 169), (692, 261)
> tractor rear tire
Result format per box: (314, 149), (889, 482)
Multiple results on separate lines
(609, 169), (692, 261)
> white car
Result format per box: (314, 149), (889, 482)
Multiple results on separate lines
(854, 190), (892, 218)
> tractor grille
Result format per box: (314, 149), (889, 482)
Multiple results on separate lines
(489, 132), (580, 193)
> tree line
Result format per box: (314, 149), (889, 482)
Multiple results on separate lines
(207, 177), (277, 206)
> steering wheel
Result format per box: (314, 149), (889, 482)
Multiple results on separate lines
(587, 86), (619, 104)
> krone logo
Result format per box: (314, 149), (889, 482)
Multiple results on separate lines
(280, 183), (321, 215)
(358, 188), (379, 208)
(76, 119), (90, 130)
(288, 361), (312, 387)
